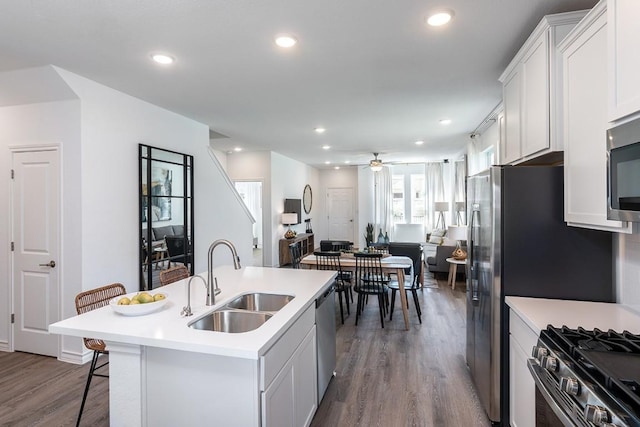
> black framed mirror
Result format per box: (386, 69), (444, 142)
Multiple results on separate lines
(303, 184), (312, 214)
(139, 144), (194, 290)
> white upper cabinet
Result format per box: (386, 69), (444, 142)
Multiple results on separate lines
(560, 1), (632, 233)
(608, 0), (640, 122)
(499, 11), (587, 165)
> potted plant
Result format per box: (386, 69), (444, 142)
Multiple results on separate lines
(364, 223), (374, 248)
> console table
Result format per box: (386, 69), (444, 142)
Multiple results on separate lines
(279, 233), (314, 266)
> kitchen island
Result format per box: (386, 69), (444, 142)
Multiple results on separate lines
(50, 266), (336, 427)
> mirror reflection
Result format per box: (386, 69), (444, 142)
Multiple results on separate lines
(139, 144), (194, 290)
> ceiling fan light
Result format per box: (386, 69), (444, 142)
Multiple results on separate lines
(370, 160), (383, 172)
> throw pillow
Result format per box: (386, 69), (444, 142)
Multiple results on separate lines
(428, 235), (443, 245)
(431, 229), (446, 237)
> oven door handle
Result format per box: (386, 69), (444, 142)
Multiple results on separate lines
(527, 359), (579, 427)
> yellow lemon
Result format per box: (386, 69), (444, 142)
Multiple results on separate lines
(117, 297), (131, 305)
(153, 293), (166, 302)
(129, 299), (141, 305)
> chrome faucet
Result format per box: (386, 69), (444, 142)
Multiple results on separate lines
(181, 274), (206, 317)
(207, 239), (242, 306)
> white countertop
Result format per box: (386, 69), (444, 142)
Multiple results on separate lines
(506, 296), (640, 335)
(49, 266), (335, 360)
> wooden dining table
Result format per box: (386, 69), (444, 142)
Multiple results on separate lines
(300, 253), (414, 330)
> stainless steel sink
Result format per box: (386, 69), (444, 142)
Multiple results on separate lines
(188, 310), (272, 333)
(225, 293), (294, 312)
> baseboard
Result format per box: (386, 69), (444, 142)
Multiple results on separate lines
(58, 348), (91, 365)
(0, 341), (10, 352)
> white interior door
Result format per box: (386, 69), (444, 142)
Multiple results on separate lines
(12, 149), (60, 357)
(327, 188), (354, 241)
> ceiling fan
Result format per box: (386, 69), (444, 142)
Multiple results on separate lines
(368, 153), (384, 171)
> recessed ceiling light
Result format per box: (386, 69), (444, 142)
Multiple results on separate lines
(314, 127), (326, 134)
(275, 34), (297, 48)
(440, 119), (452, 125)
(415, 140), (425, 145)
(334, 166), (340, 170)
(234, 147), (243, 152)
(344, 160), (351, 164)
(426, 10), (454, 27)
(151, 54), (175, 65)
(325, 161), (331, 165)
(322, 145), (331, 150)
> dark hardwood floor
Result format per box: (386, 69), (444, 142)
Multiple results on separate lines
(0, 269), (490, 427)
(311, 271), (491, 427)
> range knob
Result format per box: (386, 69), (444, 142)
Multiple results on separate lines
(540, 355), (558, 372)
(584, 405), (610, 425)
(559, 377), (580, 396)
(531, 346), (548, 360)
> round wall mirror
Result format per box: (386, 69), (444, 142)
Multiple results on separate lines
(303, 184), (312, 214)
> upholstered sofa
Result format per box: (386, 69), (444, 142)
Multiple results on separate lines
(426, 244), (466, 275)
(143, 224), (184, 242)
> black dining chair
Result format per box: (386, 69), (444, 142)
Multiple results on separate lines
(164, 236), (191, 267)
(353, 252), (390, 328)
(387, 242), (423, 323)
(313, 251), (351, 324)
(289, 241), (302, 269)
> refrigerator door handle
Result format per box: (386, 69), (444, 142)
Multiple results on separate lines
(469, 205), (480, 305)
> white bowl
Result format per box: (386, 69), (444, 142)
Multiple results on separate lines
(109, 291), (169, 316)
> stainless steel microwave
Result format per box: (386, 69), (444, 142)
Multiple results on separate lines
(607, 116), (640, 222)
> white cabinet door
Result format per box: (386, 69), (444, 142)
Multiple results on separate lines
(510, 337), (535, 427)
(502, 69), (522, 165)
(562, 2), (633, 232)
(521, 31), (550, 158)
(262, 325), (317, 427)
(609, 0), (640, 121)
(509, 310), (538, 427)
(263, 360), (296, 427)
(295, 327), (318, 427)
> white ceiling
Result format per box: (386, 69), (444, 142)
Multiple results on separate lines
(0, 0), (597, 168)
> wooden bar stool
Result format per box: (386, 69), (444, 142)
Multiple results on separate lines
(74, 283), (126, 427)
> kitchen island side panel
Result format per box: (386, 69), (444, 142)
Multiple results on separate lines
(145, 346), (260, 426)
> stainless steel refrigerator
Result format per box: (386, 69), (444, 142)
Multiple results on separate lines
(465, 166), (613, 425)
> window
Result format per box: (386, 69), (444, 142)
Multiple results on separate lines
(410, 174), (425, 224)
(392, 175), (405, 222)
(391, 168), (426, 225)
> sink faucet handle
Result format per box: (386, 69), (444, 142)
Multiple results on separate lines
(181, 306), (192, 317)
(214, 277), (221, 295)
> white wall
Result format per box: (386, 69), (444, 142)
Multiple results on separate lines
(0, 66), (252, 359)
(270, 152), (319, 266)
(227, 151), (273, 264)
(0, 97), (82, 352)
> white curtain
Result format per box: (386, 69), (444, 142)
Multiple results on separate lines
(454, 159), (466, 225)
(425, 162), (444, 231)
(374, 167), (393, 241)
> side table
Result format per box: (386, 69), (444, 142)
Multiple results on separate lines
(445, 257), (466, 290)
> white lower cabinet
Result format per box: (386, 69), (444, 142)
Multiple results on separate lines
(262, 326), (317, 427)
(509, 310), (538, 427)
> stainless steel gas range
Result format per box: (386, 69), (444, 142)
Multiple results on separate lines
(529, 325), (640, 427)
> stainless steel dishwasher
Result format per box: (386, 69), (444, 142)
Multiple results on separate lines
(315, 284), (336, 403)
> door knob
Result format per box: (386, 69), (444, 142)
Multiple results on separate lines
(39, 260), (56, 268)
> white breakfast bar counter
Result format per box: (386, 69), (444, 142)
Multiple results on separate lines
(50, 266), (336, 427)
